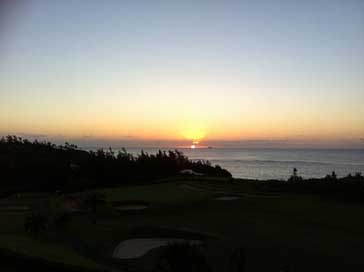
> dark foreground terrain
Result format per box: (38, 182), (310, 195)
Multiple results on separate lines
(1, 177), (364, 271)
(1, 136), (364, 271)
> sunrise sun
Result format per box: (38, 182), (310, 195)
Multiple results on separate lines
(181, 126), (206, 142)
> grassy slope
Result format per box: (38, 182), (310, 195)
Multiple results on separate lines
(73, 180), (364, 271)
(0, 195), (110, 271)
(87, 181), (212, 204)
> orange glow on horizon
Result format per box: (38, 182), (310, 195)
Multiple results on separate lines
(181, 124), (206, 143)
(2, 106), (363, 146)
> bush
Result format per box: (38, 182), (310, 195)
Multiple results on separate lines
(155, 242), (211, 272)
(227, 247), (245, 272)
(0, 135), (232, 192)
(288, 168), (303, 182)
(24, 212), (48, 237)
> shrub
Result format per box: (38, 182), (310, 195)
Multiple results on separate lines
(0, 135), (232, 192)
(24, 212), (48, 237)
(227, 247), (245, 272)
(155, 242), (211, 272)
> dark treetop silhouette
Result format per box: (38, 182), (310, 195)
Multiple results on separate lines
(0, 135), (231, 193)
(1, 135), (363, 201)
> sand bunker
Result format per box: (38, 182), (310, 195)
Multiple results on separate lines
(214, 196), (241, 201)
(112, 238), (202, 259)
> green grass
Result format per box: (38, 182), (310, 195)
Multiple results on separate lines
(2, 179), (364, 271)
(84, 182), (212, 204)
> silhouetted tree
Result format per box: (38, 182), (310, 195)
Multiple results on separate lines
(24, 212), (48, 237)
(155, 242), (211, 272)
(288, 168), (303, 182)
(227, 247), (246, 272)
(83, 193), (106, 223)
(0, 135), (231, 192)
(325, 171), (337, 181)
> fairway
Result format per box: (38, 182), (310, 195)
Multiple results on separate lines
(1, 179), (364, 271)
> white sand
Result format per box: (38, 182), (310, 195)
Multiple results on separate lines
(112, 238), (202, 259)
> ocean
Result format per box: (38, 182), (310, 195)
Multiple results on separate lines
(88, 147), (364, 180)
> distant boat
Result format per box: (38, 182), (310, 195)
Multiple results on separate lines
(207, 146), (213, 149)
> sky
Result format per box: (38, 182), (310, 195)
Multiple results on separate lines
(0, 0), (363, 148)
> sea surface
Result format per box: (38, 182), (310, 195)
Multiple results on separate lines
(88, 147), (364, 180)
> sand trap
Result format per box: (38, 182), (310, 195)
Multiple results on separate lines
(0, 205), (30, 211)
(114, 204), (148, 211)
(214, 196), (241, 201)
(112, 238), (202, 259)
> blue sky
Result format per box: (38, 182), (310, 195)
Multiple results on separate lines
(0, 0), (363, 148)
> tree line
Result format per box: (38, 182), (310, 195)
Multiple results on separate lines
(0, 136), (231, 193)
(254, 168), (364, 202)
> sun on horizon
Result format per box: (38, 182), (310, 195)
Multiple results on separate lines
(181, 125), (206, 144)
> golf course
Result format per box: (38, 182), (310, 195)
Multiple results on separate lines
(1, 176), (364, 271)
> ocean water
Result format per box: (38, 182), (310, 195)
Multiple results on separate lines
(122, 148), (364, 180)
